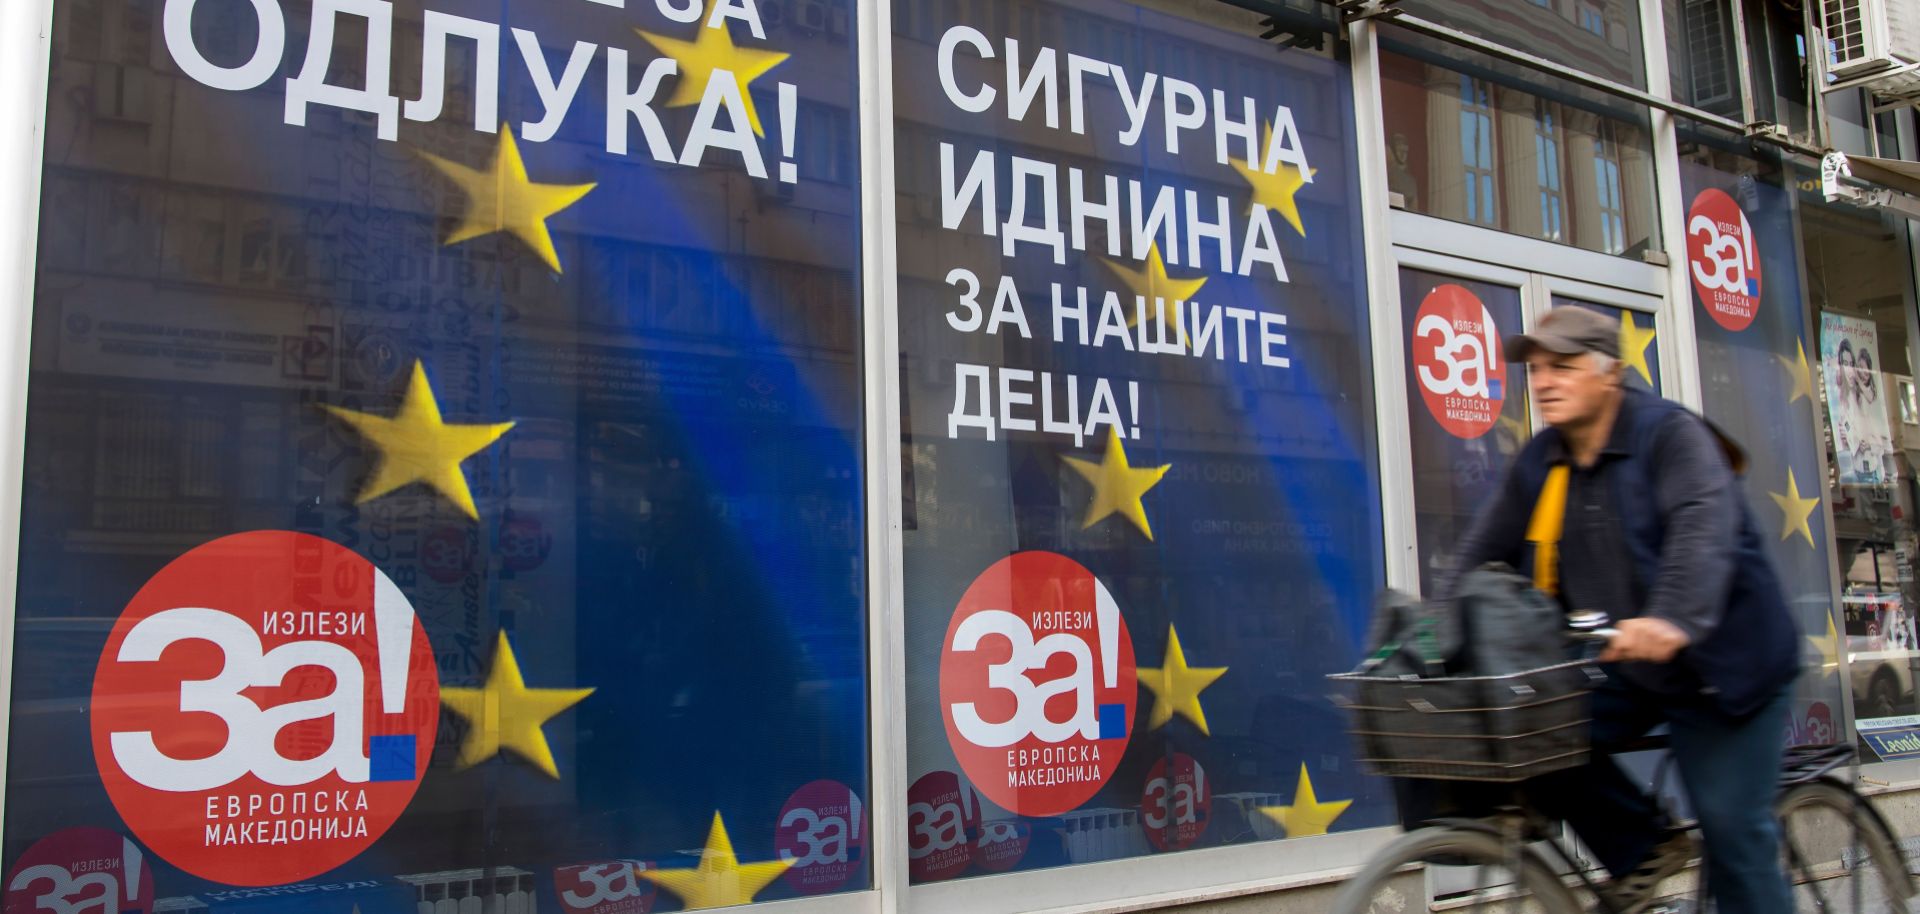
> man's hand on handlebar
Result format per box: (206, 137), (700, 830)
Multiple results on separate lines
(1598, 617), (1691, 664)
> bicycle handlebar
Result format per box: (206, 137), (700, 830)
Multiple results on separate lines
(1564, 610), (1617, 644)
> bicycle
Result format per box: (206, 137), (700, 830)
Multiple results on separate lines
(1328, 618), (1916, 913)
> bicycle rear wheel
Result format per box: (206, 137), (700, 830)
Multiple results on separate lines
(1777, 779), (1915, 913)
(1330, 824), (1584, 914)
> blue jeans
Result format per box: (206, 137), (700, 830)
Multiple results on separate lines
(1529, 676), (1794, 914)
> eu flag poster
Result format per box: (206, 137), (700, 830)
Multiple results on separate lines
(892, 0), (1392, 880)
(7, 0), (869, 909)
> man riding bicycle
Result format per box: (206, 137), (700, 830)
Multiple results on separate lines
(1445, 305), (1801, 914)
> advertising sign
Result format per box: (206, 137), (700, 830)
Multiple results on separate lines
(1686, 187), (1764, 331)
(90, 531), (438, 886)
(1822, 312), (1896, 484)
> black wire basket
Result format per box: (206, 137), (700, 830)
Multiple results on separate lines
(1328, 661), (1606, 783)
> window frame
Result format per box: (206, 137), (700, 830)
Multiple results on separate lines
(1536, 98), (1567, 241)
(0, 0), (54, 869)
(1460, 74), (1500, 226)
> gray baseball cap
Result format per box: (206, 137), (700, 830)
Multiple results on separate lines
(1503, 306), (1621, 362)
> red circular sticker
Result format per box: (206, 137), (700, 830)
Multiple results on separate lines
(1789, 702), (1835, 745)
(90, 530), (440, 886)
(1140, 754), (1212, 852)
(554, 861), (655, 914)
(906, 771), (979, 883)
(499, 514), (551, 574)
(420, 526), (471, 585)
(775, 780), (866, 894)
(940, 551), (1136, 818)
(4, 828), (154, 914)
(1686, 188), (1763, 331)
(1410, 284), (1507, 439)
(973, 820), (1031, 873)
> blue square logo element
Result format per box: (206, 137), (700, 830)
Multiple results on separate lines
(1097, 703), (1127, 740)
(369, 734), (416, 782)
(1746, 278), (1760, 296)
(1487, 378), (1503, 399)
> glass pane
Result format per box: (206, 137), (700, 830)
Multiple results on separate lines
(7, 0), (869, 908)
(1553, 298), (1663, 395)
(1401, 270), (1530, 594)
(1380, 31), (1661, 257)
(1747, 0), (1816, 143)
(894, 0), (1389, 881)
(1799, 185), (1920, 762)
(1663, 0), (1743, 119)
(1679, 132), (1847, 752)
(1393, 0), (1646, 89)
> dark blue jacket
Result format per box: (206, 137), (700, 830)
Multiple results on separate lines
(1453, 388), (1800, 718)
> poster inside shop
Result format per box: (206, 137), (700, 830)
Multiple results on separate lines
(9, 0), (870, 908)
(894, 0), (1387, 881)
(1844, 593), (1920, 760)
(1822, 312), (1896, 485)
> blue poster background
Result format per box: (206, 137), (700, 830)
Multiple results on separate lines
(8, 0), (869, 907)
(894, 0), (1391, 879)
(1677, 132), (1840, 753)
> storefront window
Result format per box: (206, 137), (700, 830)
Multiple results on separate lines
(1664, 1), (1817, 141)
(1537, 100), (1566, 242)
(1462, 75), (1499, 226)
(1745, 0), (1816, 143)
(1678, 134), (1848, 753)
(894, 0), (1389, 880)
(7, 0), (868, 908)
(1797, 185), (1920, 762)
(1401, 270), (1530, 593)
(1393, 0), (1646, 89)
(1380, 33), (1662, 257)
(1663, 0), (1743, 119)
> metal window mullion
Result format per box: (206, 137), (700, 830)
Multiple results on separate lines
(854, 0), (906, 910)
(1729, 0), (1761, 127)
(1639, 0), (1705, 413)
(1352, 15), (1422, 597)
(0, 0), (55, 848)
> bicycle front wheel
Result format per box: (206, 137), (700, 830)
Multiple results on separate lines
(1330, 824), (1584, 914)
(1777, 778), (1915, 913)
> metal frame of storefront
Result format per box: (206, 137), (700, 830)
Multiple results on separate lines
(0, 0), (55, 885)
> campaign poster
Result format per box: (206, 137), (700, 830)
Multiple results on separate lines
(1822, 312), (1896, 485)
(895, 0), (1388, 882)
(8, 0), (869, 907)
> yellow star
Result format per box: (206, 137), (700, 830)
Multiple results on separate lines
(1778, 338), (1815, 405)
(1619, 311), (1657, 386)
(1136, 625), (1228, 735)
(639, 812), (793, 909)
(1807, 614), (1839, 677)
(1102, 244), (1207, 345)
(419, 126), (595, 274)
(1229, 122), (1317, 235)
(323, 360), (514, 520)
(1768, 468), (1821, 547)
(1260, 765), (1352, 838)
(440, 632), (595, 778)
(635, 6), (790, 136)
(1062, 428), (1172, 540)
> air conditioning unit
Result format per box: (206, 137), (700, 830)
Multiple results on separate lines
(1818, 0), (1920, 92)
